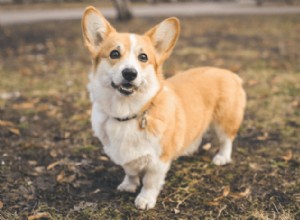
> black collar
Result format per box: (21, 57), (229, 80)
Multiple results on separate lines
(112, 86), (163, 128)
(114, 114), (138, 122)
(113, 109), (149, 129)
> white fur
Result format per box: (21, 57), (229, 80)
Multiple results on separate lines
(117, 174), (140, 193)
(89, 35), (160, 119)
(85, 11), (237, 210)
(88, 33), (167, 209)
(134, 160), (170, 210)
(212, 125), (233, 165)
(90, 78), (161, 165)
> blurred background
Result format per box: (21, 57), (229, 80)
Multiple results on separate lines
(0, 0), (299, 219)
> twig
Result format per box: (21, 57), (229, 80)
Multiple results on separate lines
(216, 205), (227, 218)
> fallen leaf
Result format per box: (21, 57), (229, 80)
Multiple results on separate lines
(56, 171), (76, 183)
(62, 174), (76, 183)
(256, 132), (269, 141)
(36, 104), (49, 112)
(291, 100), (299, 107)
(98, 156), (109, 161)
(28, 160), (38, 166)
(28, 212), (50, 220)
(12, 102), (35, 110)
(47, 160), (64, 170)
(64, 132), (71, 138)
(91, 188), (101, 194)
(9, 128), (20, 136)
(34, 166), (46, 174)
(49, 149), (58, 158)
(174, 207), (180, 214)
(56, 171), (65, 183)
(206, 201), (220, 206)
(70, 113), (88, 122)
(230, 188), (251, 199)
(213, 186), (230, 201)
(249, 163), (262, 171)
(0, 201), (3, 209)
(0, 120), (15, 127)
(281, 150), (292, 161)
(223, 186), (230, 197)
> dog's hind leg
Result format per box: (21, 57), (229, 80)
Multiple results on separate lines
(212, 125), (233, 166)
(212, 81), (246, 166)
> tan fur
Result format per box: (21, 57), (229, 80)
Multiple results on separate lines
(145, 67), (246, 161)
(82, 6), (116, 58)
(82, 6), (246, 210)
(82, 6), (246, 163)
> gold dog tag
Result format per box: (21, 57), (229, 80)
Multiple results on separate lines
(140, 110), (149, 129)
(140, 116), (147, 129)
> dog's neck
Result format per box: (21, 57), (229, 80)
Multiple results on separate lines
(114, 107), (150, 129)
(112, 86), (164, 128)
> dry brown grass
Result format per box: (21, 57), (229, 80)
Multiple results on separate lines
(0, 15), (299, 219)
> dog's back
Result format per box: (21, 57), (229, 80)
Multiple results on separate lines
(161, 67), (246, 163)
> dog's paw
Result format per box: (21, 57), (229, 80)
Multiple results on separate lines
(135, 194), (156, 210)
(117, 182), (138, 193)
(212, 154), (232, 166)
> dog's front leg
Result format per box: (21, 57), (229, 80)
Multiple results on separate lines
(117, 174), (140, 193)
(117, 155), (152, 193)
(135, 160), (170, 210)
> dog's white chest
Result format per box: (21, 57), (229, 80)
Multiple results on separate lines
(91, 103), (161, 166)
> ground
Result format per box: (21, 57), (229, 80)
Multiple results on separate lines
(0, 15), (299, 219)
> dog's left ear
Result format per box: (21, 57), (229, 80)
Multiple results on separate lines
(82, 6), (116, 57)
(145, 17), (180, 64)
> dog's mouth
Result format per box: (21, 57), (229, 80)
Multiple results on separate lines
(111, 81), (137, 96)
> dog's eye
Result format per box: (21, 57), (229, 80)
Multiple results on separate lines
(138, 53), (148, 63)
(110, 50), (121, 59)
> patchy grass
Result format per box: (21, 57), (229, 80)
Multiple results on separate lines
(0, 15), (300, 219)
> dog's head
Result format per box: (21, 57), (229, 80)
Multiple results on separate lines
(82, 6), (180, 97)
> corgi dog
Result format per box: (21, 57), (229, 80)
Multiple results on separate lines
(82, 6), (246, 210)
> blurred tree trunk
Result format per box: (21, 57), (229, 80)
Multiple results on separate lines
(14, 0), (23, 3)
(256, 0), (263, 6)
(112, 0), (133, 21)
(147, 0), (158, 4)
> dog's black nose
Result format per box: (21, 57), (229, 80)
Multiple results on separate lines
(122, 68), (137, 81)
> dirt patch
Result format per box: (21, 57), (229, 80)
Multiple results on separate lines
(0, 15), (299, 219)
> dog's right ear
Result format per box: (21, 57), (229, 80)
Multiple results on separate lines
(82, 6), (116, 57)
